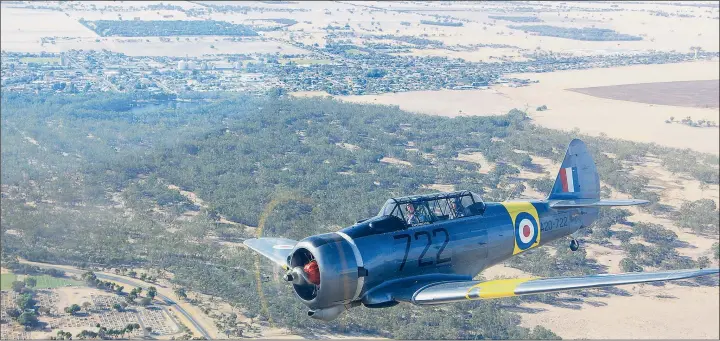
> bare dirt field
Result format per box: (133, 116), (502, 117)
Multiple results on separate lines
(338, 88), (526, 117)
(569, 80), (720, 109)
(339, 61), (720, 155)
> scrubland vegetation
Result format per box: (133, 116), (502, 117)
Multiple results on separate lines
(1, 91), (717, 338)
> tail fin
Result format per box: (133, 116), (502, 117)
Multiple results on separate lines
(548, 139), (600, 201)
(547, 139), (649, 209)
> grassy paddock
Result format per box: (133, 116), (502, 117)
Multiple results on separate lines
(1, 273), (18, 290)
(0, 272), (83, 290)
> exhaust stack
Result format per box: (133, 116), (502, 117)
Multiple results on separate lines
(307, 305), (345, 322)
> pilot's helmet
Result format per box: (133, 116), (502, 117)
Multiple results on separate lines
(406, 203), (415, 212)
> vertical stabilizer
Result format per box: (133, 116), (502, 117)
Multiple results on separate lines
(548, 139), (600, 201)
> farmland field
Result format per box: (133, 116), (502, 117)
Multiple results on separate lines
(568, 80), (720, 109)
(19, 56), (62, 64)
(0, 272), (83, 290)
(1, 273), (18, 290)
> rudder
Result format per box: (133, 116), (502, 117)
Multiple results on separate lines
(548, 139), (600, 201)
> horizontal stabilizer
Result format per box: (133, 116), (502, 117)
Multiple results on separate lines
(243, 237), (298, 269)
(411, 268), (719, 305)
(550, 199), (649, 209)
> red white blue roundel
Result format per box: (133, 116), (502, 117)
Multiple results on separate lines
(515, 212), (539, 250)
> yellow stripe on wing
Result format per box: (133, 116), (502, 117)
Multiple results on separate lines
(465, 277), (539, 300)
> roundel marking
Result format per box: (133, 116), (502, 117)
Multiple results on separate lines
(514, 212), (538, 250)
(273, 244), (294, 250)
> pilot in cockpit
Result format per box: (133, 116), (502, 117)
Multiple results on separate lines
(451, 197), (466, 219)
(406, 202), (431, 225)
(405, 203), (419, 225)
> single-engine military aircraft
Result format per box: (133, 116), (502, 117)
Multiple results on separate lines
(245, 139), (719, 321)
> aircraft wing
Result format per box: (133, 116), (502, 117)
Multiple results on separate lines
(243, 237), (298, 269)
(410, 268), (719, 305)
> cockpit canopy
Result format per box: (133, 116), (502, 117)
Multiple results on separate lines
(377, 190), (485, 227)
(342, 191), (486, 239)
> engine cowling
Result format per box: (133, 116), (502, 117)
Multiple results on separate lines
(286, 233), (364, 310)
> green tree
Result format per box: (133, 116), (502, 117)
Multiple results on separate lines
(620, 258), (643, 272)
(64, 304), (81, 315)
(697, 256), (710, 268)
(174, 287), (187, 300)
(23, 277), (37, 288)
(112, 303), (122, 311)
(147, 286), (157, 299)
(530, 325), (561, 339)
(15, 293), (35, 310)
(6, 308), (21, 319)
(11, 280), (26, 292)
(17, 311), (38, 327)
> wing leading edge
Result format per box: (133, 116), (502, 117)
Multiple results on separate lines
(243, 237), (298, 269)
(411, 268), (719, 305)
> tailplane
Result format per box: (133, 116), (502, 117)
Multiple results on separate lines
(548, 139), (648, 208)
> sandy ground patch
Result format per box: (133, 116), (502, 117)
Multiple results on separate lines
(500, 62), (720, 155)
(0, 6), (98, 51)
(518, 282), (719, 339)
(337, 89), (527, 117)
(521, 182), (547, 200)
(52, 286), (103, 312)
(346, 61), (719, 154)
(380, 156), (412, 167)
(602, 177), (718, 262)
(290, 91), (332, 98)
(480, 263), (532, 280)
(422, 183), (455, 192)
(455, 152), (495, 174)
(167, 183), (246, 227)
(627, 156), (719, 209)
(391, 47), (529, 63)
(530, 154), (560, 174)
(584, 243), (624, 273)
(336, 142), (360, 151)
(380, 2), (720, 54)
